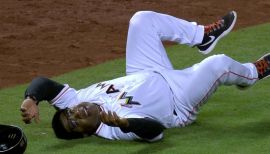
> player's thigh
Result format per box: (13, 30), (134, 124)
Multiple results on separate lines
(126, 11), (173, 74)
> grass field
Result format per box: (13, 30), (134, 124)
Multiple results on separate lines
(1, 23), (270, 154)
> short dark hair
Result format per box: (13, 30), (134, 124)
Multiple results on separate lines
(52, 109), (84, 140)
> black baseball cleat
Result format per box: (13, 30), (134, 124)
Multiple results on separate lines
(254, 53), (270, 80)
(197, 11), (237, 54)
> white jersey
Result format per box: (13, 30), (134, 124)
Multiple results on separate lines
(51, 71), (177, 140)
(50, 11), (258, 141)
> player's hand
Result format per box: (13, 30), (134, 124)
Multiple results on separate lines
(100, 110), (129, 128)
(20, 98), (40, 124)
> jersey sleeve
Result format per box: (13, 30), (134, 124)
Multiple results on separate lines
(50, 84), (80, 109)
(51, 83), (101, 109)
(95, 111), (165, 142)
(95, 123), (163, 142)
(95, 123), (141, 140)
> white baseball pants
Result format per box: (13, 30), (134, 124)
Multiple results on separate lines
(125, 11), (258, 126)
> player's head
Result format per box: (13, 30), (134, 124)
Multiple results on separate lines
(52, 102), (101, 139)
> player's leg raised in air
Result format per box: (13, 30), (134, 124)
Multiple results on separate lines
(126, 11), (237, 75)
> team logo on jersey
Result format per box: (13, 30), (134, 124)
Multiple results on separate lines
(118, 92), (140, 108)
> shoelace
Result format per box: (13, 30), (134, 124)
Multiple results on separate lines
(255, 59), (269, 76)
(204, 20), (224, 34)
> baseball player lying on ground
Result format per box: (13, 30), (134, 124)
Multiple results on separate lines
(20, 11), (270, 142)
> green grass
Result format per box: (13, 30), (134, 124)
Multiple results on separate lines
(1, 23), (270, 154)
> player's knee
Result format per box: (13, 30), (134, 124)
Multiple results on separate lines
(209, 54), (230, 62)
(206, 54), (231, 73)
(129, 11), (155, 28)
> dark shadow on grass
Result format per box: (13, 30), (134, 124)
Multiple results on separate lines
(43, 120), (270, 153)
(172, 119), (270, 140)
(45, 136), (118, 152)
(230, 120), (270, 138)
(45, 133), (175, 153)
(128, 139), (174, 154)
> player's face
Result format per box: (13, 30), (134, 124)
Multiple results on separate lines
(60, 102), (101, 134)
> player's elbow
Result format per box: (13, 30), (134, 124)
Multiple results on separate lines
(144, 133), (164, 142)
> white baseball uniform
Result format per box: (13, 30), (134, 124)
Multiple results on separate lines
(51, 11), (258, 140)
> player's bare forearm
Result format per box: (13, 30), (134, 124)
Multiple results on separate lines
(100, 110), (129, 128)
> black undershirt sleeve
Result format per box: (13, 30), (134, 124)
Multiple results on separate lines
(24, 77), (64, 103)
(120, 118), (165, 140)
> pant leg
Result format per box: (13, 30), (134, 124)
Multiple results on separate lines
(183, 54), (258, 107)
(161, 54), (258, 126)
(126, 11), (204, 75)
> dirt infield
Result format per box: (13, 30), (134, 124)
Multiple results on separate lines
(0, 0), (269, 89)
